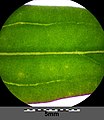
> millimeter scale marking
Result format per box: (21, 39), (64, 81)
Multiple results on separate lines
(24, 107), (80, 112)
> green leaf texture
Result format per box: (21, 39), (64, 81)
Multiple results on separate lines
(0, 6), (104, 104)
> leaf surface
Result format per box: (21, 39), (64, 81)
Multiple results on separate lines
(0, 6), (104, 103)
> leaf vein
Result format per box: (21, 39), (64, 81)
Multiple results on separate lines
(2, 21), (98, 28)
(0, 51), (104, 56)
(3, 79), (66, 87)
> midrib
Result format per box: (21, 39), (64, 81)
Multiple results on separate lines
(0, 51), (104, 56)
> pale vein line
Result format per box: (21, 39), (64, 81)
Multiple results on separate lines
(0, 51), (104, 56)
(2, 21), (97, 28)
(3, 22), (53, 28)
(3, 79), (66, 87)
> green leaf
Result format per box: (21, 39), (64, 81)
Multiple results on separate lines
(0, 5), (104, 104)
